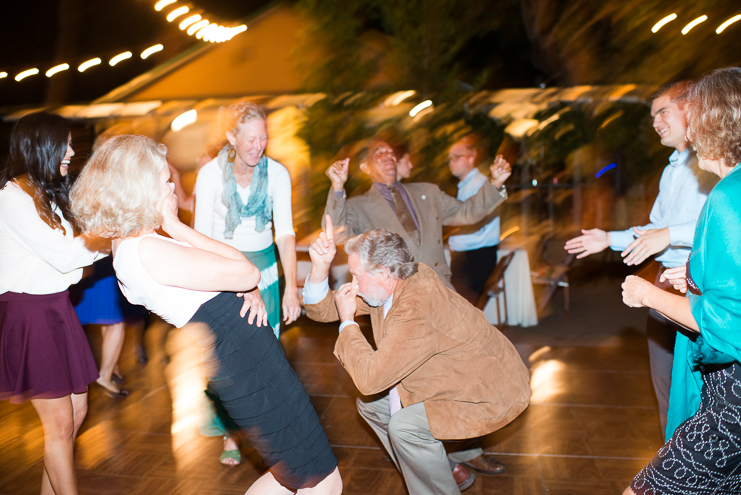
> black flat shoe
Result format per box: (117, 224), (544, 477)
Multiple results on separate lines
(94, 381), (129, 399)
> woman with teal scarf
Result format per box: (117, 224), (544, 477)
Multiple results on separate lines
(621, 68), (741, 495)
(193, 101), (301, 465)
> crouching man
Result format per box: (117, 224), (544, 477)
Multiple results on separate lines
(302, 216), (530, 494)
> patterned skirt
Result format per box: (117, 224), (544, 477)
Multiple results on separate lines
(631, 362), (741, 494)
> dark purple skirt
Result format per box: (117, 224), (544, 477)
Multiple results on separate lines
(0, 291), (99, 403)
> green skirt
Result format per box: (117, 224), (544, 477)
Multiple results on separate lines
(242, 244), (280, 339)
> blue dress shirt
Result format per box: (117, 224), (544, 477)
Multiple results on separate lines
(448, 168), (500, 252)
(609, 149), (717, 268)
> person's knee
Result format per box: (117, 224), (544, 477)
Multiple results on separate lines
(44, 410), (76, 441)
(622, 486), (636, 495)
(73, 401), (88, 430)
(387, 413), (414, 448)
(326, 469), (343, 495)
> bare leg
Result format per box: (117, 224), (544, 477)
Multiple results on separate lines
(297, 467), (342, 495)
(96, 323), (125, 393)
(33, 392), (88, 495)
(244, 471), (293, 495)
(622, 487), (636, 495)
(244, 467), (342, 495)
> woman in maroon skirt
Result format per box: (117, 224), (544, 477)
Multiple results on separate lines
(0, 112), (102, 495)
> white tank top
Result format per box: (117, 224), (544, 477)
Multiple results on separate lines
(113, 234), (218, 328)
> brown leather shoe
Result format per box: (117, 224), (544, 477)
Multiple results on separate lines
(461, 453), (507, 474)
(452, 463), (475, 491)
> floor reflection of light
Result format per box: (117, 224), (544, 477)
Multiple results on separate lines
(529, 359), (567, 403)
(165, 327), (209, 461)
(528, 345), (552, 363)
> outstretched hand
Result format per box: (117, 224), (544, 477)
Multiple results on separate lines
(308, 215), (337, 283)
(326, 158), (349, 192)
(489, 155), (512, 189)
(564, 229), (610, 258)
(621, 227), (670, 266)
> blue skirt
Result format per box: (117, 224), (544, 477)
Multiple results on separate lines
(72, 258), (126, 325)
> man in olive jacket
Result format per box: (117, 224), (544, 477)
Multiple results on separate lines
(302, 218), (530, 495)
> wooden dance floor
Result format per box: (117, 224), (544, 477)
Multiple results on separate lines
(0, 276), (664, 495)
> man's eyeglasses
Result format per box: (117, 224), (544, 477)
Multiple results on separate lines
(448, 153), (473, 162)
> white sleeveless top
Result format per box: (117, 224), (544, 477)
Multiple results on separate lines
(113, 234), (218, 328)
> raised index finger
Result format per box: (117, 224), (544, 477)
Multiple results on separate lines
(325, 214), (334, 241)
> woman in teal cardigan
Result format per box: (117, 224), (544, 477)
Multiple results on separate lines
(621, 67), (741, 495)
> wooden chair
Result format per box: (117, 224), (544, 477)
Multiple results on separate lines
(531, 234), (576, 315)
(476, 251), (516, 328)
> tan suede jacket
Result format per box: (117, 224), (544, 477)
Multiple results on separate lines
(304, 263), (530, 440)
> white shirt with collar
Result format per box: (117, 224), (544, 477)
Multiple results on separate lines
(609, 149), (717, 268)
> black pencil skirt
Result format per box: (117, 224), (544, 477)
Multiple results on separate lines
(189, 292), (337, 490)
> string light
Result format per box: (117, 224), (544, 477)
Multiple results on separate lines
(196, 23), (217, 40)
(141, 44), (164, 59)
(46, 64), (69, 77)
(682, 15), (708, 35)
(409, 100), (433, 117)
(109, 51), (132, 66)
(716, 15), (741, 34)
(179, 14), (202, 30)
(154, 0), (176, 11)
(6, 0), (248, 86)
(166, 6), (189, 22)
(78, 58), (102, 72)
(187, 19), (209, 35)
(171, 109), (197, 131)
(651, 13), (677, 33)
(15, 68), (39, 81)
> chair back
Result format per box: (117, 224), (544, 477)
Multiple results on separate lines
(475, 251), (516, 310)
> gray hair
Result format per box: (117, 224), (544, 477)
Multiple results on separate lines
(345, 229), (418, 280)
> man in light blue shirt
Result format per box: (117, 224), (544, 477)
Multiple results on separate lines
(447, 137), (504, 303)
(565, 82), (717, 437)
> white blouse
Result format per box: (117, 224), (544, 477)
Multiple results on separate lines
(113, 234), (217, 328)
(194, 157), (295, 252)
(0, 182), (102, 295)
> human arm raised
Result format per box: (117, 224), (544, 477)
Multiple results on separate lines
(326, 158), (349, 192)
(137, 191), (260, 292)
(488, 154), (512, 189)
(303, 215), (371, 323)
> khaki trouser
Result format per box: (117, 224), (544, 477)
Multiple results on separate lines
(356, 395), (483, 495)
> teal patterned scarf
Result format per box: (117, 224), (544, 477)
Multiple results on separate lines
(218, 145), (272, 239)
